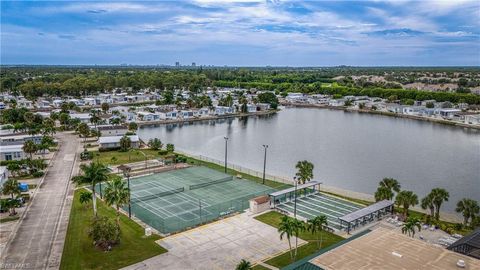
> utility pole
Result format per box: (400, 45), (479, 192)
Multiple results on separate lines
(224, 137), (229, 173)
(262, 145), (268, 185)
(293, 176), (297, 218)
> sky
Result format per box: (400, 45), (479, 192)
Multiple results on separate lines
(1, 0), (480, 66)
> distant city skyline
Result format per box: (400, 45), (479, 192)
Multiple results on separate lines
(1, 1), (480, 66)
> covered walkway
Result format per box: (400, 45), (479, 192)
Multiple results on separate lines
(339, 200), (394, 233)
(268, 181), (321, 208)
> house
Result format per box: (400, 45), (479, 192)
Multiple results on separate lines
(0, 134), (43, 145)
(52, 99), (64, 107)
(402, 106), (425, 116)
(0, 102), (6, 110)
(214, 106), (234, 115)
(328, 99), (345, 107)
(70, 113), (91, 123)
(246, 104), (257, 113)
(17, 99), (33, 109)
(136, 111), (156, 121)
(37, 100), (51, 108)
(95, 125), (128, 136)
(0, 144), (25, 161)
(84, 98), (96, 106)
(286, 93), (308, 103)
(256, 103), (271, 111)
(464, 114), (480, 125)
(98, 135), (139, 150)
(385, 103), (404, 113)
(439, 108), (461, 119)
(197, 107), (211, 117)
(180, 110), (194, 119)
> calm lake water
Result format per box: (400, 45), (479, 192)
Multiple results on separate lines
(138, 107), (480, 213)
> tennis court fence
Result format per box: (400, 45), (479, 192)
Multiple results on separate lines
(176, 151), (294, 185)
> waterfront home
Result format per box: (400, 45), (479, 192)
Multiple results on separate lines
(402, 106), (425, 116)
(464, 114), (480, 125)
(246, 104), (257, 113)
(180, 110), (194, 119)
(98, 135), (139, 150)
(0, 134), (43, 145)
(256, 103), (271, 111)
(197, 107), (210, 117)
(439, 108), (461, 119)
(385, 103), (404, 113)
(0, 144), (25, 161)
(214, 106), (234, 115)
(328, 99), (345, 107)
(69, 113), (91, 123)
(95, 125), (128, 136)
(136, 111), (156, 121)
(158, 109), (178, 120)
(286, 93), (308, 103)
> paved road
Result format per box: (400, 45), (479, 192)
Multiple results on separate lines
(1, 133), (80, 270)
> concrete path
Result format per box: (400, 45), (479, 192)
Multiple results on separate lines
(122, 212), (305, 270)
(0, 133), (80, 270)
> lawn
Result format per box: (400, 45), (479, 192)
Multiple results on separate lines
(183, 155), (290, 190)
(60, 189), (167, 270)
(254, 211), (344, 268)
(92, 149), (165, 165)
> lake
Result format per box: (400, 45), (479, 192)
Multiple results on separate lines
(138, 107), (480, 214)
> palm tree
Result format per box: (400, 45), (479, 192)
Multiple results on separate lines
(307, 215), (328, 249)
(292, 218), (305, 260)
(456, 198), (480, 226)
(72, 162), (110, 216)
(401, 217), (421, 237)
(103, 176), (130, 226)
(1, 179), (21, 215)
(431, 188), (449, 221)
(42, 117), (56, 136)
(421, 193), (435, 218)
(375, 186), (394, 201)
(77, 122), (90, 144)
(395, 190), (418, 219)
(235, 259), (252, 270)
(79, 191), (92, 208)
(295, 160), (314, 184)
(119, 135), (131, 152)
(278, 216), (295, 262)
(22, 140), (37, 159)
(379, 178), (401, 193)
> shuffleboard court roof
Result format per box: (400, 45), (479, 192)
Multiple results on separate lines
(339, 200), (393, 223)
(269, 181), (321, 197)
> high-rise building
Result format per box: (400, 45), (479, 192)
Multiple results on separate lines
(192, 62), (196, 67)
(175, 62), (180, 67)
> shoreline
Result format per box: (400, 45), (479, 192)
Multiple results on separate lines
(177, 151), (463, 223)
(282, 102), (480, 130)
(137, 110), (277, 127)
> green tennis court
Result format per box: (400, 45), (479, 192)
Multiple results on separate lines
(125, 166), (276, 234)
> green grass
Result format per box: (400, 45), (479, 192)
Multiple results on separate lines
(60, 189), (167, 270)
(183, 155), (290, 190)
(252, 264), (271, 270)
(93, 149), (165, 165)
(0, 215), (20, 223)
(254, 211), (344, 268)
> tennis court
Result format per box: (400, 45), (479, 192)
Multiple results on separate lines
(125, 166), (276, 234)
(276, 193), (363, 229)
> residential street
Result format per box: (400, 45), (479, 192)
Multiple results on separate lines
(1, 133), (80, 270)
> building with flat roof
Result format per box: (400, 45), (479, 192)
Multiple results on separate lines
(302, 228), (480, 270)
(98, 135), (139, 150)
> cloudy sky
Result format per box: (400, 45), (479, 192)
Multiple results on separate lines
(1, 0), (479, 66)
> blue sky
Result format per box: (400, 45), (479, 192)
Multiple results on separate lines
(1, 0), (479, 66)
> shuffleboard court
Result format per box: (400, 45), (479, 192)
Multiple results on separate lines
(116, 166), (276, 234)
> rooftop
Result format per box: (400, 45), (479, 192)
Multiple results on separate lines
(269, 181), (321, 197)
(310, 228), (480, 270)
(98, 135), (139, 144)
(339, 200), (393, 223)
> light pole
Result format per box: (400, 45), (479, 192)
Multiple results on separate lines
(293, 176), (298, 218)
(224, 137), (229, 173)
(262, 145), (268, 185)
(122, 167), (132, 219)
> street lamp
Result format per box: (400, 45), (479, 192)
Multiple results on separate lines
(262, 145), (268, 185)
(224, 137), (229, 173)
(122, 166), (132, 219)
(293, 176), (298, 218)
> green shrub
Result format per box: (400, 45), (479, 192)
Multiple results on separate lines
(158, 150), (169, 155)
(32, 171), (44, 178)
(89, 216), (120, 251)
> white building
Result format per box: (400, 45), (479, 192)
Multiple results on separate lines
(0, 166), (8, 187)
(98, 135), (140, 150)
(0, 144), (25, 161)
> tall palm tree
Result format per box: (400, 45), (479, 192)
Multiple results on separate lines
(22, 140), (37, 159)
(278, 216), (295, 262)
(456, 198), (480, 226)
(72, 162), (110, 216)
(307, 215), (328, 249)
(379, 178), (401, 193)
(375, 186), (394, 201)
(235, 259), (252, 270)
(395, 190), (418, 219)
(292, 218), (305, 260)
(431, 188), (449, 221)
(79, 191), (92, 209)
(103, 176), (130, 226)
(295, 160), (314, 184)
(421, 193), (435, 218)
(401, 217), (421, 238)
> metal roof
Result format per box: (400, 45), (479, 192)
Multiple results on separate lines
(448, 228), (480, 259)
(269, 181), (321, 197)
(339, 200), (393, 223)
(98, 135), (139, 144)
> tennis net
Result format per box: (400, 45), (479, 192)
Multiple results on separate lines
(130, 187), (185, 203)
(189, 176), (234, 190)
